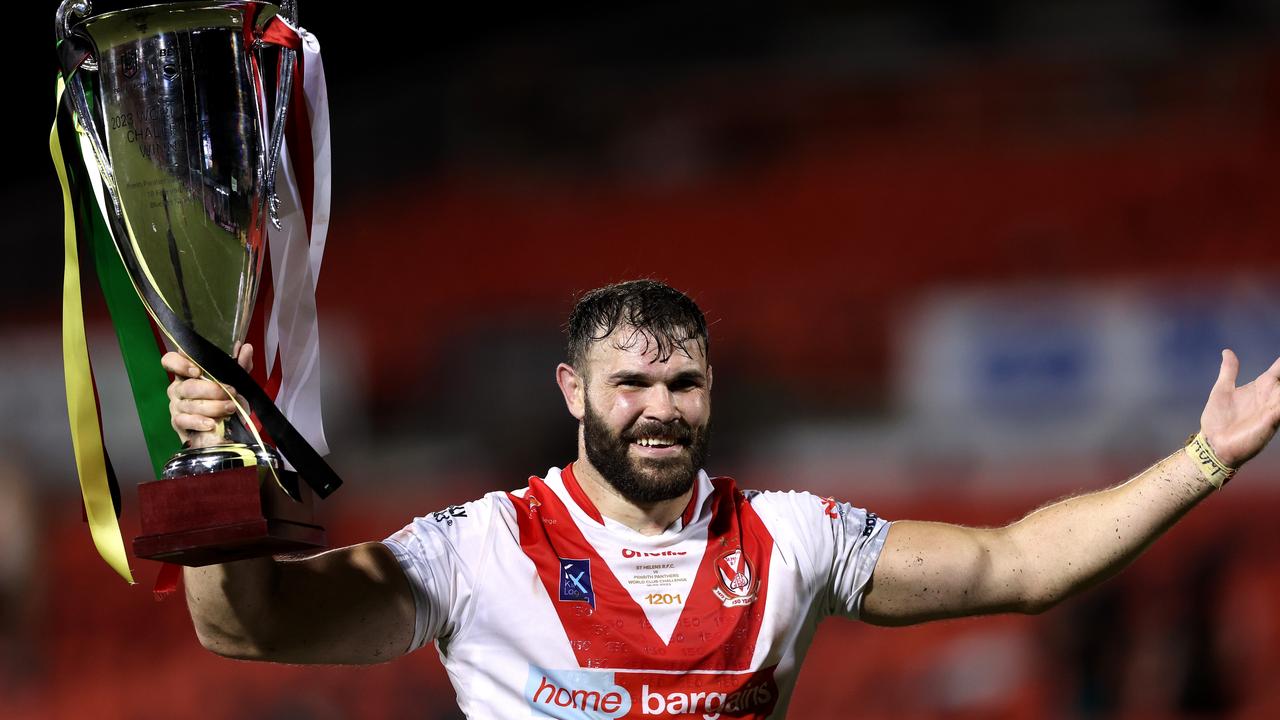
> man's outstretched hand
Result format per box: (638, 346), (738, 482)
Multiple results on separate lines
(162, 343), (253, 448)
(1200, 349), (1280, 469)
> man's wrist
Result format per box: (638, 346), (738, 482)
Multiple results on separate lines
(1184, 432), (1237, 490)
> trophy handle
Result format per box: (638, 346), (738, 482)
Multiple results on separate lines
(55, 0), (123, 222)
(261, 0), (299, 230)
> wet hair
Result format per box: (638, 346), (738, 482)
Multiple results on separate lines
(566, 279), (708, 369)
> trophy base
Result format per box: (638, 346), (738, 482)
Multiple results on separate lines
(133, 465), (327, 567)
(162, 441), (282, 479)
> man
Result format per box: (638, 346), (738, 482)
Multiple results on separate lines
(165, 279), (1280, 718)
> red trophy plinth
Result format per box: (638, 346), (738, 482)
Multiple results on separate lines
(133, 464), (326, 567)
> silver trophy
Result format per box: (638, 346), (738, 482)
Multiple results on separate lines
(57, 0), (327, 563)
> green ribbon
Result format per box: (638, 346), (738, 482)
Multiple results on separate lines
(79, 150), (180, 477)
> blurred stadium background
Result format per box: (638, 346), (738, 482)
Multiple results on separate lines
(8, 0), (1280, 717)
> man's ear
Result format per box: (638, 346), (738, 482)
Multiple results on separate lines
(556, 363), (586, 421)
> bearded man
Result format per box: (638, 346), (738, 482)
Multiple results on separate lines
(166, 279), (1280, 718)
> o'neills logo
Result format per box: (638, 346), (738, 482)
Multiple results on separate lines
(525, 665), (778, 719)
(622, 548), (687, 558)
(713, 549), (758, 608)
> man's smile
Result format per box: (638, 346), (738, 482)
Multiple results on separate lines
(630, 438), (685, 457)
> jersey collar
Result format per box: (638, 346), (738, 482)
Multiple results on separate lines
(560, 462), (705, 531)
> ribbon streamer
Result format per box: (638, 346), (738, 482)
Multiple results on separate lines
(52, 77), (133, 584)
(265, 23), (331, 467)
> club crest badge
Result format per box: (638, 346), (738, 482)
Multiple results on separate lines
(713, 548), (759, 607)
(120, 48), (140, 79)
(559, 558), (595, 610)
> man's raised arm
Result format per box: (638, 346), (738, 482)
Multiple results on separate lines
(164, 347), (416, 664)
(183, 544), (414, 664)
(861, 348), (1280, 626)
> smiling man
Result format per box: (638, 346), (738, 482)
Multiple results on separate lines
(168, 279), (1280, 719)
(560, 284), (713, 531)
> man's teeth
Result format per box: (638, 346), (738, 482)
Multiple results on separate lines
(635, 438), (676, 448)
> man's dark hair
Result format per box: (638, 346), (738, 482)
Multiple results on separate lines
(566, 280), (708, 369)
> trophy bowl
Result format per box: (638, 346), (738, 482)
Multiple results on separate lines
(58, 0), (326, 565)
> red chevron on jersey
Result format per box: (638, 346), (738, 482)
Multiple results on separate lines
(508, 473), (775, 672)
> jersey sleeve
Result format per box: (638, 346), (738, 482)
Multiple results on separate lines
(749, 490), (891, 620)
(382, 494), (500, 652)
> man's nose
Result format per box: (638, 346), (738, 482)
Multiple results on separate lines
(642, 384), (678, 422)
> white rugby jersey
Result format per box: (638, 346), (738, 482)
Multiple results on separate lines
(384, 464), (890, 719)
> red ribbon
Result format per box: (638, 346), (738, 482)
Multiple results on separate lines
(260, 16), (302, 51)
(153, 562), (182, 601)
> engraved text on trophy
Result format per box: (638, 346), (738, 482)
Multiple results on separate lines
(97, 26), (266, 356)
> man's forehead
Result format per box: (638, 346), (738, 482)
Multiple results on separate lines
(584, 326), (707, 370)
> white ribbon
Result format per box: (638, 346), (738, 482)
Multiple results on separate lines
(265, 27), (331, 465)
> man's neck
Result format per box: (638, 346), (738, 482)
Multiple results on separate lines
(570, 456), (694, 537)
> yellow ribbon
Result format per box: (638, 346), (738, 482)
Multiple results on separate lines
(52, 76), (134, 584)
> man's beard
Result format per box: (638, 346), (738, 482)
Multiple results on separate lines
(582, 398), (710, 505)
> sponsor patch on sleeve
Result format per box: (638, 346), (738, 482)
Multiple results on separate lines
(430, 504), (468, 525)
(862, 512), (879, 538)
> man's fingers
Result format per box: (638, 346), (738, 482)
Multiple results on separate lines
(161, 346), (253, 377)
(173, 413), (219, 433)
(237, 343), (254, 372)
(1217, 348), (1240, 389)
(174, 398), (238, 419)
(161, 351), (202, 378)
(172, 377), (236, 401)
(163, 347), (251, 446)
